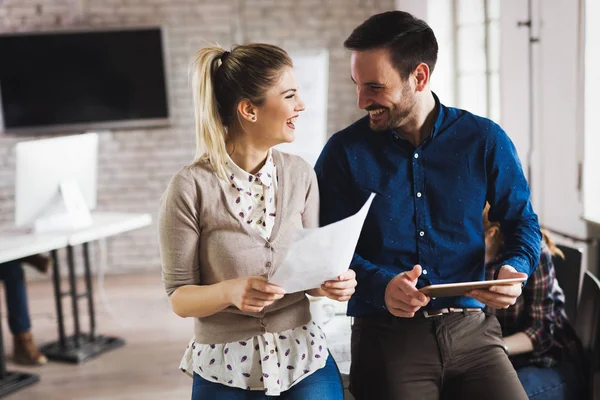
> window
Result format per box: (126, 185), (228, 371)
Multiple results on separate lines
(428, 0), (501, 122)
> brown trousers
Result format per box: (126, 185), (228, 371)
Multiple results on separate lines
(349, 311), (528, 400)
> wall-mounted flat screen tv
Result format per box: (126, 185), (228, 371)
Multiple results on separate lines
(0, 27), (169, 134)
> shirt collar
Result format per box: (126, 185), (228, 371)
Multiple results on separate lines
(429, 91), (444, 139)
(225, 149), (275, 189)
(390, 91), (444, 142)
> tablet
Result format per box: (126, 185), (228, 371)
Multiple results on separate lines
(419, 277), (527, 298)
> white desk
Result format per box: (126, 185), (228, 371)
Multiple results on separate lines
(0, 234), (69, 265)
(67, 212), (152, 246)
(0, 212), (152, 261)
(0, 212), (152, 398)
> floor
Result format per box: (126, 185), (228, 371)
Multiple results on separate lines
(1, 271), (352, 400)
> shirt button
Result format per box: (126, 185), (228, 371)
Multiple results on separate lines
(265, 242), (271, 248)
(416, 192), (422, 198)
(419, 231), (425, 237)
(266, 262), (272, 268)
(414, 153), (419, 159)
(423, 269), (428, 275)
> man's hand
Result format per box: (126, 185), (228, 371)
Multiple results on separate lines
(384, 264), (430, 317)
(467, 265), (527, 308)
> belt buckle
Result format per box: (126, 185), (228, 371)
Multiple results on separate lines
(423, 309), (445, 318)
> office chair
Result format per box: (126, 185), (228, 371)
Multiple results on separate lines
(574, 271), (600, 400)
(554, 244), (583, 323)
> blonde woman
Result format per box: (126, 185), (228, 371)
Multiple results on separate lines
(159, 43), (355, 399)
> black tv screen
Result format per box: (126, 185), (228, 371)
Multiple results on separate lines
(0, 27), (169, 134)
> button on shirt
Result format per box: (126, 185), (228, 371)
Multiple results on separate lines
(315, 93), (541, 316)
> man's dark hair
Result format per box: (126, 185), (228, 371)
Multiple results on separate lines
(344, 11), (438, 80)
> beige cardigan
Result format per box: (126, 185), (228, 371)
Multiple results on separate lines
(159, 150), (319, 344)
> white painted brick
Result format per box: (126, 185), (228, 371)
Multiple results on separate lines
(39, 4), (72, 15)
(87, 5), (119, 15)
(9, 6), (39, 18)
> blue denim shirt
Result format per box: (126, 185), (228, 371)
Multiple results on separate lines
(314, 94), (541, 316)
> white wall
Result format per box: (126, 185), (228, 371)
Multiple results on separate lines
(395, 0), (428, 20)
(426, 0), (456, 106)
(501, 0), (587, 238)
(537, 0), (586, 238)
(583, 0), (600, 224)
(499, 0), (532, 175)
(500, 0), (598, 274)
(276, 50), (329, 166)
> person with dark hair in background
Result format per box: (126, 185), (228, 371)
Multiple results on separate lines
(315, 11), (541, 400)
(159, 43), (356, 399)
(484, 204), (584, 399)
(0, 254), (51, 366)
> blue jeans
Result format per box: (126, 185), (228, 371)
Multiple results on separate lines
(192, 352), (343, 399)
(0, 261), (32, 335)
(517, 361), (582, 400)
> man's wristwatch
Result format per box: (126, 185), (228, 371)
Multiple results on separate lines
(502, 343), (509, 356)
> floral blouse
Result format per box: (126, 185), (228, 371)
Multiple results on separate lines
(225, 150), (278, 240)
(179, 150), (328, 395)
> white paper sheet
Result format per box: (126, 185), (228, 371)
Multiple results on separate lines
(269, 193), (376, 293)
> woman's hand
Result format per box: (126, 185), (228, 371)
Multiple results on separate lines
(226, 276), (286, 313)
(312, 269), (357, 302)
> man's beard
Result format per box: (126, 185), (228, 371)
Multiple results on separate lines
(368, 106), (413, 132)
(368, 86), (416, 132)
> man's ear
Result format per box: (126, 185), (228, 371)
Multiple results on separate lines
(237, 99), (257, 123)
(413, 63), (430, 92)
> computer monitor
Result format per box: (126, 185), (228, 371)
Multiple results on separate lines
(15, 133), (98, 232)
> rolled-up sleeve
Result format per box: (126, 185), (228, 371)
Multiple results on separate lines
(158, 169), (202, 297)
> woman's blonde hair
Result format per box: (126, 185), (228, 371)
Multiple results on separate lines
(189, 43), (292, 179)
(483, 203), (564, 259)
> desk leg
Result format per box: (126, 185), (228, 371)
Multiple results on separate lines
(66, 245), (82, 347)
(83, 242), (96, 340)
(50, 250), (67, 349)
(41, 242), (125, 364)
(0, 294), (39, 397)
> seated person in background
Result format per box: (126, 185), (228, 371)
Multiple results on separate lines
(0, 254), (51, 365)
(484, 204), (584, 399)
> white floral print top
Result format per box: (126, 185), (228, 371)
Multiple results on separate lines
(224, 150), (277, 241)
(179, 150), (329, 396)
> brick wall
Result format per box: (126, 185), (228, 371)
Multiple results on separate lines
(0, 0), (395, 275)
